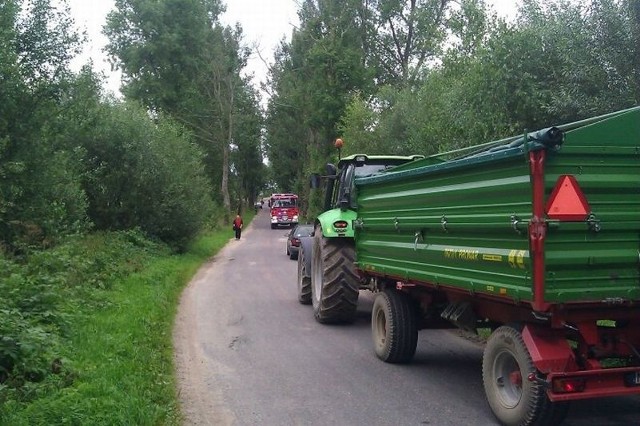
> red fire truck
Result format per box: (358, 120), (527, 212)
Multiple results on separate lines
(269, 193), (299, 229)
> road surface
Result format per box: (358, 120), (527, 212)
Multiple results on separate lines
(173, 209), (640, 425)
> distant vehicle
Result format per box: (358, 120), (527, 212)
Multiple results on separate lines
(254, 200), (263, 209)
(286, 224), (313, 260)
(270, 193), (299, 229)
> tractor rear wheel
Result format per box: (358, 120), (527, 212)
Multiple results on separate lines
(310, 225), (359, 324)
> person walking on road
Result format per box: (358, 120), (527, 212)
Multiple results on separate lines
(233, 214), (243, 240)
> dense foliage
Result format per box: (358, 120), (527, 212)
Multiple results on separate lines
(0, 0), (261, 403)
(105, 0), (266, 210)
(0, 0), (229, 252)
(0, 0), (87, 251)
(0, 231), (166, 397)
(265, 0), (640, 219)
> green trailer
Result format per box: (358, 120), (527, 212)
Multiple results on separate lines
(298, 107), (640, 426)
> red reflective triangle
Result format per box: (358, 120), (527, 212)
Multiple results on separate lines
(545, 175), (590, 221)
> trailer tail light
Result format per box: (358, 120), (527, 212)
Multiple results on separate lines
(545, 175), (590, 221)
(552, 377), (586, 394)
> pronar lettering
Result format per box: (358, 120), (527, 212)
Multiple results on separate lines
(444, 248), (479, 261)
(442, 248), (525, 267)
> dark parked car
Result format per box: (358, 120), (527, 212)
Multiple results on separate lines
(286, 224), (314, 260)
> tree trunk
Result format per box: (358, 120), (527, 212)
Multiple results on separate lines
(221, 143), (230, 210)
(220, 87), (234, 210)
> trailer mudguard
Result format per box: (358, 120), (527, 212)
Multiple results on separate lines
(522, 324), (578, 373)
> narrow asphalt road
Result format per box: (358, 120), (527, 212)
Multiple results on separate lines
(173, 209), (640, 426)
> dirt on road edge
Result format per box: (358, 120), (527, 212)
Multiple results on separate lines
(173, 255), (236, 426)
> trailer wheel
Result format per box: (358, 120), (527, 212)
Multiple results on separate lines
(371, 289), (418, 363)
(311, 225), (359, 323)
(483, 326), (548, 426)
(297, 244), (311, 305)
(505, 322), (571, 426)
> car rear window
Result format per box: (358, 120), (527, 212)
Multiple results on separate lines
(295, 226), (313, 237)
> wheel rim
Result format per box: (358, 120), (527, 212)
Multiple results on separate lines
(373, 303), (387, 348)
(493, 349), (523, 408)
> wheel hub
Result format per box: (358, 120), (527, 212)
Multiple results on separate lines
(494, 351), (523, 408)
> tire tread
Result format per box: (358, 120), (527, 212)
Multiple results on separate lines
(312, 228), (359, 323)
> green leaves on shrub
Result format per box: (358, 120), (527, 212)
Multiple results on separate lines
(77, 102), (214, 250)
(0, 231), (166, 399)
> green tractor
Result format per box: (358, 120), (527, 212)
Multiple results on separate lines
(297, 154), (424, 323)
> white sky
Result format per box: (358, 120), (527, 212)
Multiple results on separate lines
(66, 0), (518, 97)
(67, 0), (301, 97)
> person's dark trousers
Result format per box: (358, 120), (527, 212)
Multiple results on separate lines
(235, 228), (242, 239)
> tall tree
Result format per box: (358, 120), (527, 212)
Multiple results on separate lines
(105, 0), (224, 113)
(199, 24), (251, 209)
(230, 83), (266, 206)
(106, 0), (263, 212)
(366, 0), (456, 86)
(337, 0), (491, 155)
(0, 0), (88, 250)
(106, 0), (227, 205)
(266, 0), (371, 217)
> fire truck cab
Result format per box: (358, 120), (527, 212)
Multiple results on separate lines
(269, 193), (299, 229)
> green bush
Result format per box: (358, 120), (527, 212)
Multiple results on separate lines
(0, 227), (234, 425)
(0, 231), (166, 401)
(0, 0), (89, 252)
(78, 102), (214, 250)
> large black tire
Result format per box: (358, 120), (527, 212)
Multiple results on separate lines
(483, 326), (562, 426)
(296, 240), (312, 305)
(371, 289), (418, 363)
(310, 225), (359, 324)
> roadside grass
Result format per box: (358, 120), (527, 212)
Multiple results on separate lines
(0, 214), (254, 425)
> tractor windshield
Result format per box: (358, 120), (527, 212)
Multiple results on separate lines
(354, 163), (401, 178)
